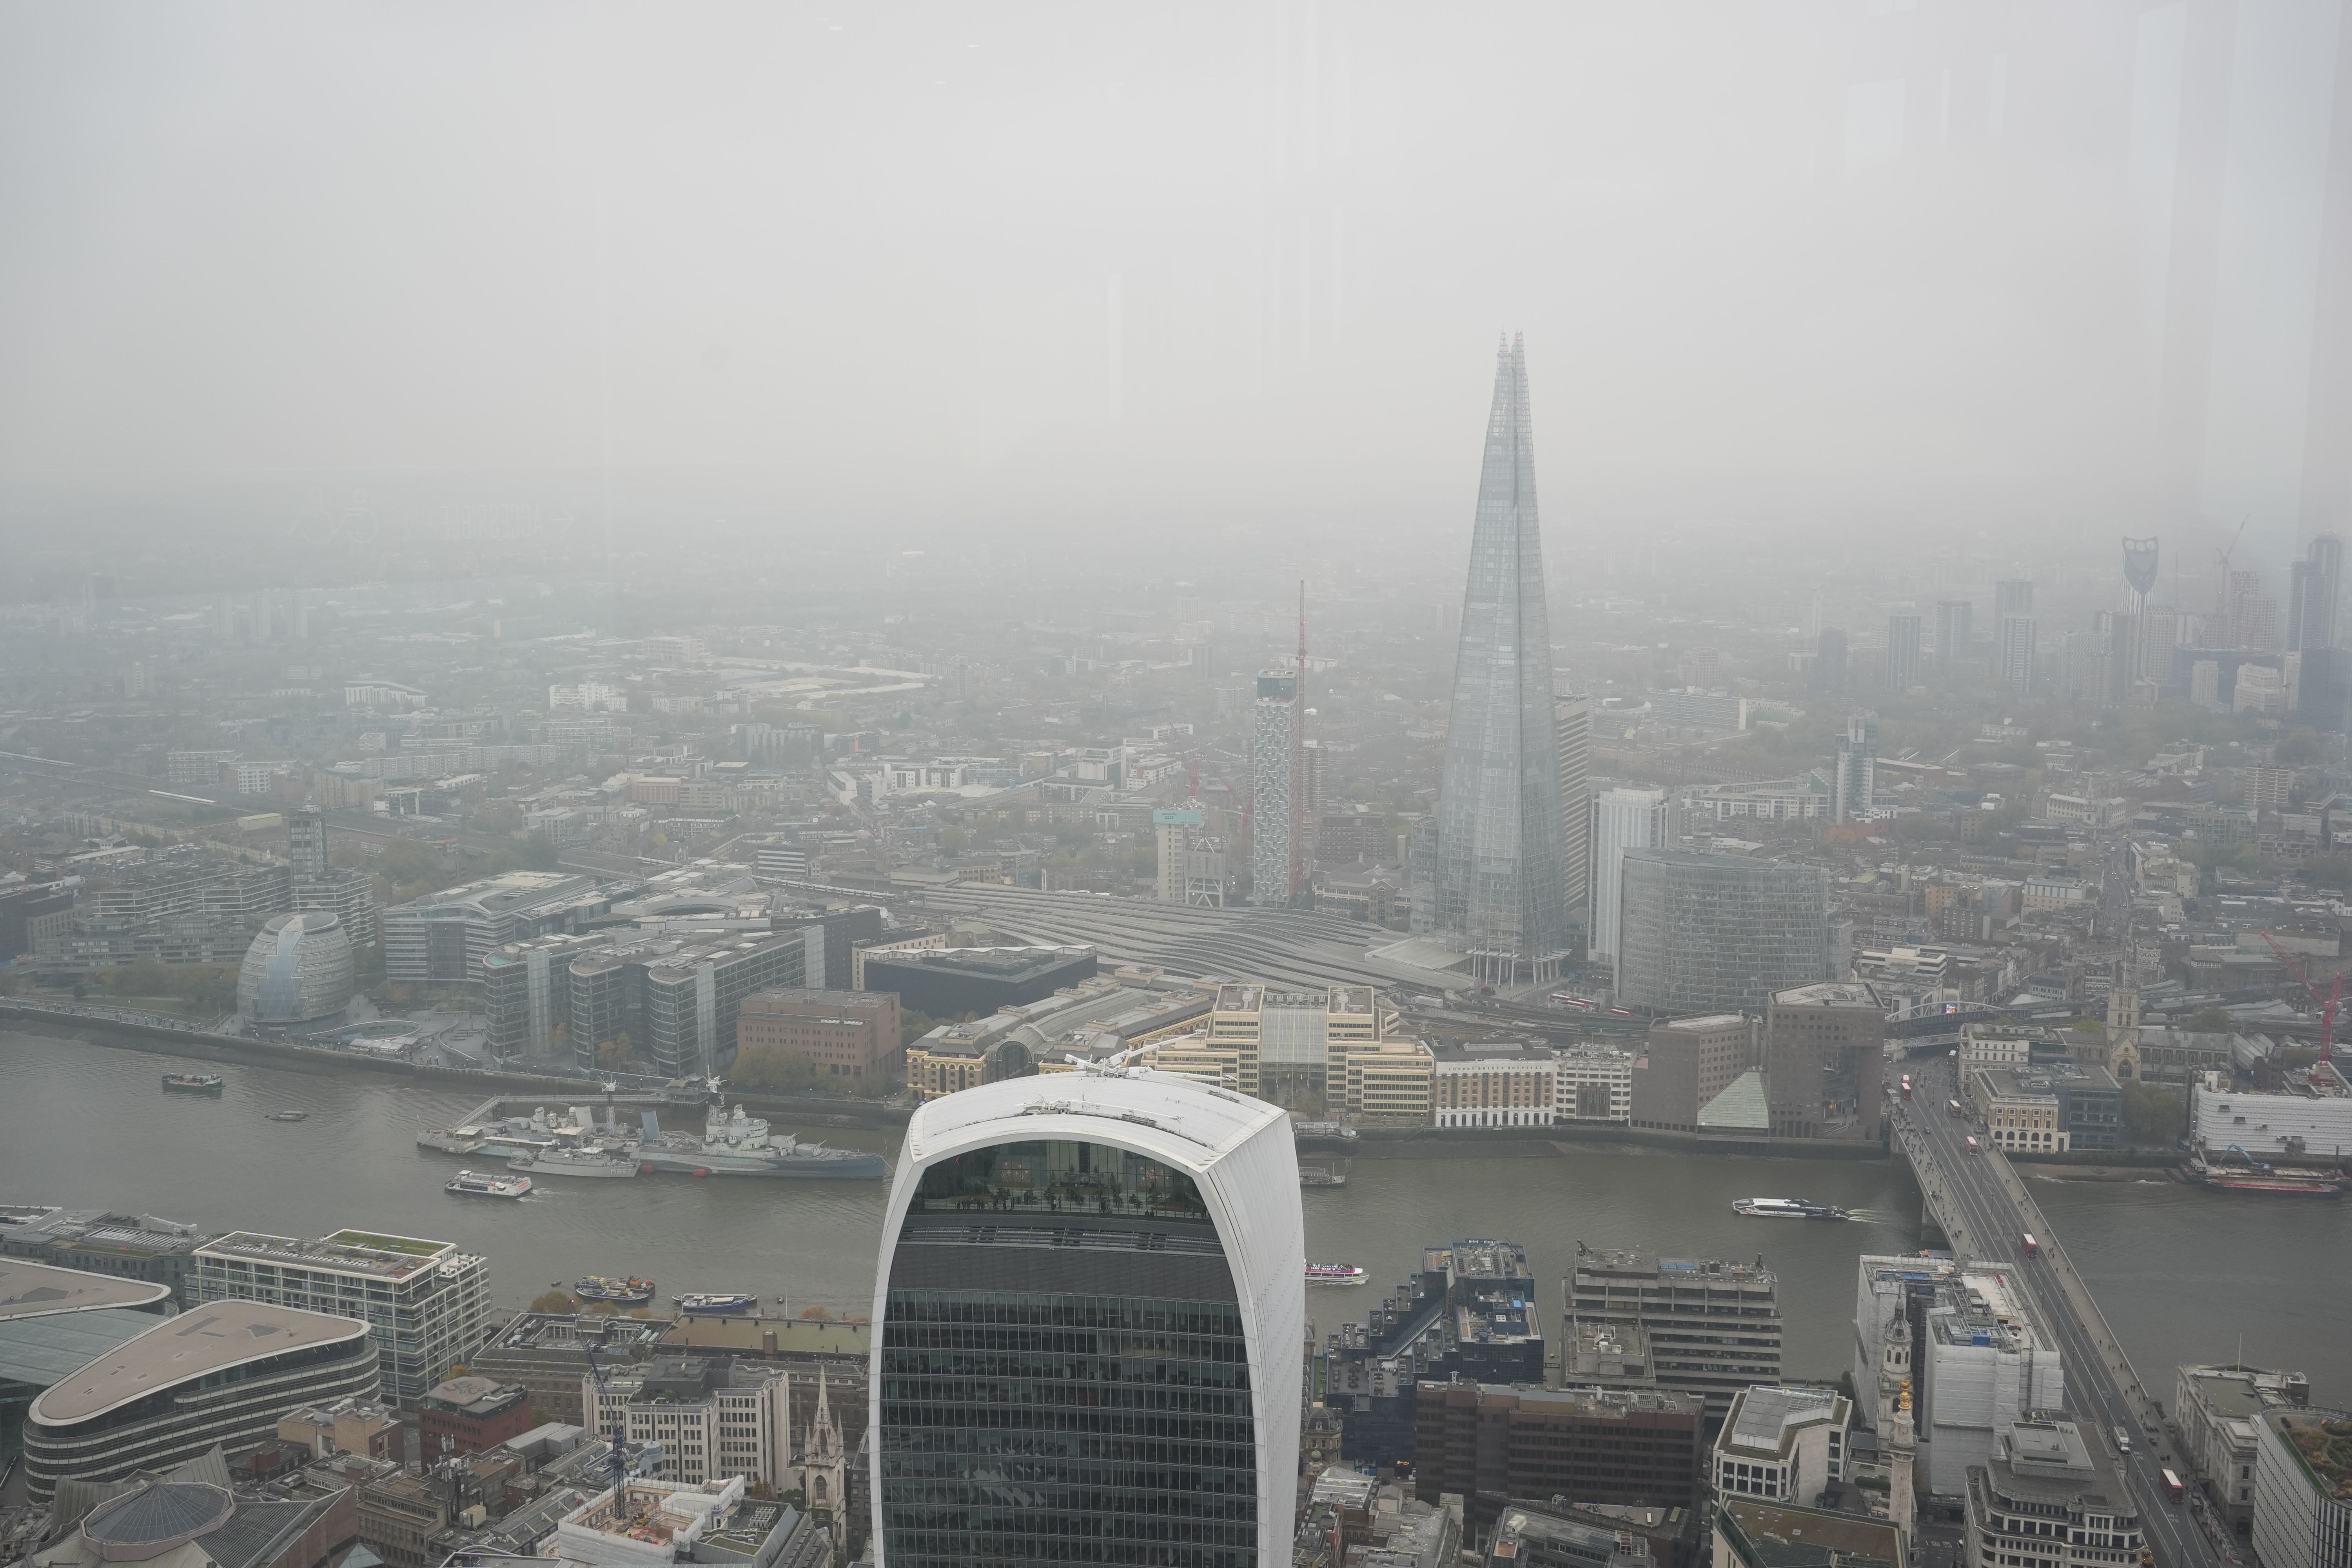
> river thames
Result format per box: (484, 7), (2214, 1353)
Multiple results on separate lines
(5, 1030), (2347, 1394)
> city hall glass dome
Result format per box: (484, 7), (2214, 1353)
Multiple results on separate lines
(237, 910), (356, 1024)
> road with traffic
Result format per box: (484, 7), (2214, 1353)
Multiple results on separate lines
(1895, 1056), (2239, 1568)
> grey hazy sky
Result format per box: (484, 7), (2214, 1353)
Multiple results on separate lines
(0, 2), (2254, 539)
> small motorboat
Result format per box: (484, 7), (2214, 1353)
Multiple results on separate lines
(162, 1073), (225, 1095)
(676, 1292), (759, 1315)
(265, 1111), (310, 1123)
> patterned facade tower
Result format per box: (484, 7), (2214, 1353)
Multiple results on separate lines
(1428, 335), (1570, 976)
(1250, 671), (1297, 905)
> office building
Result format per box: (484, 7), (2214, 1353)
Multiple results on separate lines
(288, 868), (378, 950)
(1710, 1386), (1851, 1505)
(382, 871), (612, 986)
(1483, 1502), (1661, 1568)
(1996, 580), (2036, 693)
(1831, 713), (1877, 824)
(1963, 1419), (2140, 1568)
(417, 1375), (534, 1457)
(1556, 695), (1594, 933)
(466, 1313), (673, 1427)
(1935, 600), (1974, 669)
(567, 929), (813, 1078)
(2250, 1404), (2352, 1568)
(1916, 1269), (2065, 1494)
(1567, 1246), (1782, 1425)
(1762, 983), (1884, 1143)
(1630, 1014), (1754, 1134)
(23, 1301), (376, 1501)
(1426, 336), (1572, 977)
(1153, 806), (1228, 907)
(1616, 851), (1831, 1015)
(1886, 615), (1922, 691)
(858, 944), (1094, 1019)
(581, 1356), (800, 1491)
(2290, 535), (2343, 653)
(868, 1067), (1303, 1565)
(1431, 1043), (1556, 1128)
(236, 911), (357, 1026)
(1554, 1042), (1635, 1123)
(1252, 670), (1299, 906)
(191, 1230), (489, 1406)
(1428, 1238), (1544, 1384)
(1589, 788), (1675, 969)
(0, 878), (76, 962)
(1413, 1382), (1707, 1539)
(277, 1395), (400, 1461)
(1852, 1254), (1963, 1427)
(2175, 1363), (2309, 1534)
(0, 1259), (175, 1476)
(735, 987), (902, 1085)
(482, 931), (611, 1058)
(547, 1475), (832, 1568)
(1717, 1499), (1904, 1568)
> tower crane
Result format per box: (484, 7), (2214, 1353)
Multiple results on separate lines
(2259, 932), (2341, 1065)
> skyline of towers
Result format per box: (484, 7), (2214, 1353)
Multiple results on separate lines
(1424, 335), (1572, 977)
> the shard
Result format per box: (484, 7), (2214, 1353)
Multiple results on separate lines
(1424, 334), (1570, 978)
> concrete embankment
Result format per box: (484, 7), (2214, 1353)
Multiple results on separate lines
(0, 1003), (912, 1128)
(1316, 1121), (1890, 1162)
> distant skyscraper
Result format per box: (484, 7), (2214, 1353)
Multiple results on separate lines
(1250, 671), (1297, 905)
(869, 1071), (1304, 1565)
(1811, 628), (1848, 693)
(1832, 714), (1878, 825)
(1885, 615), (1922, 691)
(2289, 535), (2342, 652)
(1555, 695), (1594, 934)
(1994, 580), (2036, 694)
(1934, 600), (1974, 669)
(1588, 787), (1675, 969)
(1426, 336), (1570, 976)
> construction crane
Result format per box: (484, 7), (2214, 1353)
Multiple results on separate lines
(580, 1333), (639, 1510)
(2259, 932), (2341, 1064)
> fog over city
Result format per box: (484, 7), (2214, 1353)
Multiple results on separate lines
(6, 2), (2341, 576)
(4, 11), (2352, 1568)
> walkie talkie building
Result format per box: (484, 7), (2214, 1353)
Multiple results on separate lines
(867, 1071), (1303, 1567)
(1425, 335), (1571, 977)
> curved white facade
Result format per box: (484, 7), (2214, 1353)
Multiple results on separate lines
(868, 1069), (1303, 1568)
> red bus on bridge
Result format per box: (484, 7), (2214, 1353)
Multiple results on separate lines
(2160, 1468), (2184, 1502)
(2020, 1232), (2039, 1257)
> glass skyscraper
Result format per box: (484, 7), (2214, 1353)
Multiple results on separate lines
(1426, 335), (1570, 974)
(868, 1071), (1303, 1567)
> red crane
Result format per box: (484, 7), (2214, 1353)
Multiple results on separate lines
(2259, 933), (2342, 1064)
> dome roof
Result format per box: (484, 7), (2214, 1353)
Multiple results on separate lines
(80, 1481), (235, 1561)
(238, 909), (357, 1024)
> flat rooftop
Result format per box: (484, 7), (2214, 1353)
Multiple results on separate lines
(0, 1258), (172, 1320)
(32, 1300), (368, 1425)
(197, 1229), (463, 1280)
